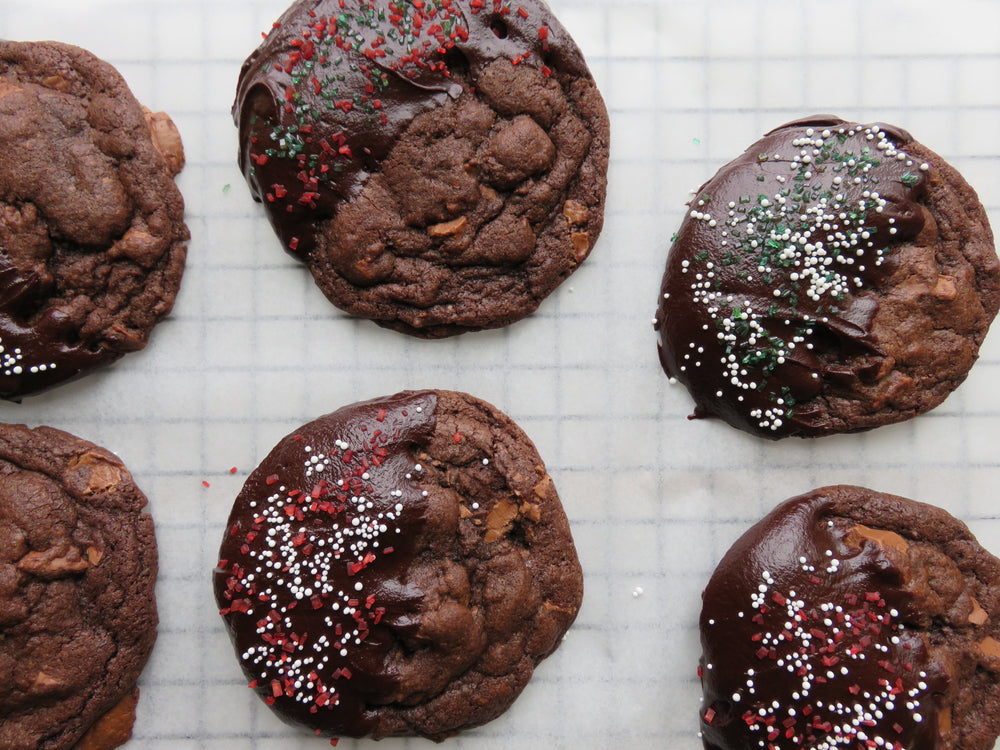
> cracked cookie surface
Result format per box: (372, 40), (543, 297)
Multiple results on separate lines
(654, 117), (1000, 438)
(214, 389), (582, 740)
(0, 423), (158, 750)
(235, 0), (608, 337)
(699, 485), (1000, 750)
(0, 40), (188, 399)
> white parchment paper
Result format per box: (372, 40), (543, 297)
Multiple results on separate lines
(1, 1), (998, 747)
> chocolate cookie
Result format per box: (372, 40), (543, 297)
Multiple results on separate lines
(654, 117), (1000, 438)
(214, 390), (582, 740)
(234, 0), (608, 337)
(0, 40), (188, 400)
(0, 423), (158, 750)
(699, 485), (1000, 750)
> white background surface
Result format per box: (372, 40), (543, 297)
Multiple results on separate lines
(2, 0), (1000, 748)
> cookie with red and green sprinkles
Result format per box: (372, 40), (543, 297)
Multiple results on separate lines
(654, 116), (1000, 438)
(234, 0), (609, 337)
(699, 485), (1000, 750)
(0, 40), (188, 400)
(213, 389), (583, 741)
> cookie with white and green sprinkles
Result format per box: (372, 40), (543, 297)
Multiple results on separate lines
(699, 485), (1000, 750)
(655, 116), (1000, 438)
(234, 0), (609, 337)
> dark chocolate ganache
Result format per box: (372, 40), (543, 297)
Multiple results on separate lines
(234, 0), (587, 260)
(214, 390), (438, 738)
(654, 117), (929, 438)
(699, 491), (947, 750)
(0, 266), (115, 399)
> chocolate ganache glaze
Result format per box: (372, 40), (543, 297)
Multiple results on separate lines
(214, 390), (582, 740)
(235, 0), (590, 260)
(654, 116), (1000, 438)
(699, 488), (955, 750)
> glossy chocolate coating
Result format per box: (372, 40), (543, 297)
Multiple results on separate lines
(0, 287), (117, 399)
(235, 0), (588, 260)
(655, 117), (929, 438)
(214, 390), (438, 737)
(699, 490), (948, 750)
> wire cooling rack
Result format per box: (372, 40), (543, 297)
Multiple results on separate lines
(1, 0), (999, 747)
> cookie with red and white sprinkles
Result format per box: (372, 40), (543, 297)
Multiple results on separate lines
(699, 485), (1000, 750)
(654, 116), (1000, 438)
(213, 390), (582, 740)
(234, 0), (609, 337)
